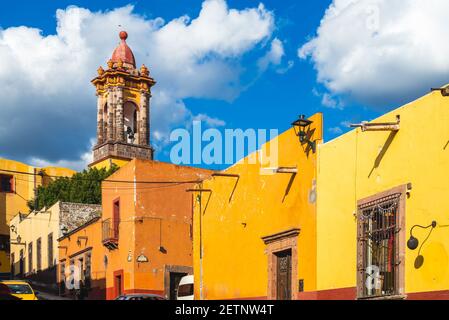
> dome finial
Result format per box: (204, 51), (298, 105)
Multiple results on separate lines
(119, 31), (128, 41)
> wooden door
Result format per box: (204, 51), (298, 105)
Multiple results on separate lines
(276, 250), (292, 300)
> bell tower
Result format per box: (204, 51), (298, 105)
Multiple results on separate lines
(90, 31), (156, 167)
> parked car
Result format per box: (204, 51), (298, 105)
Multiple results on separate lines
(0, 281), (38, 300)
(115, 293), (166, 301)
(0, 283), (21, 300)
(177, 275), (194, 300)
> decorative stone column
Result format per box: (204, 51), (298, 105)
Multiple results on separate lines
(116, 87), (125, 142)
(107, 88), (114, 142)
(97, 95), (104, 144)
(140, 91), (150, 146)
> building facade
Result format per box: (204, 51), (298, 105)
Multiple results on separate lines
(315, 87), (449, 299)
(101, 159), (212, 300)
(58, 217), (106, 300)
(9, 202), (101, 293)
(192, 114), (323, 300)
(0, 159), (74, 279)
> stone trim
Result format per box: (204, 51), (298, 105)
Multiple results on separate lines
(356, 184), (407, 300)
(262, 228), (300, 300)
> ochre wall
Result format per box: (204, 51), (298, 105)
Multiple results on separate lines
(101, 159), (211, 299)
(316, 90), (449, 298)
(58, 218), (107, 300)
(0, 158), (74, 277)
(193, 113), (323, 300)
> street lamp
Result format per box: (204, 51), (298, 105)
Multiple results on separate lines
(292, 115), (316, 152)
(407, 221), (437, 250)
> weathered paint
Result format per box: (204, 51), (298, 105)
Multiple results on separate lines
(101, 159), (212, 299)
(316, 89), (449, 298)
(193, 114), (323, 300)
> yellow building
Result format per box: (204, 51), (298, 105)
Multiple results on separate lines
(9, 201), (101, 294)
(0, 158), (74, 279)
(192, 114), (323, 300)
(316, 87), (449, 299)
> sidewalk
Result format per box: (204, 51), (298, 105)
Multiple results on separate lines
(37, 291), (72, 300)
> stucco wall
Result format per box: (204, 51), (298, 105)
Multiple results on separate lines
(316, 90), (449, 297)
(193, 113), (323, 300)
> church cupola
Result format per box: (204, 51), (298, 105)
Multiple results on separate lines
(90, 31), (156, 167)
(111, 31), (136, 69)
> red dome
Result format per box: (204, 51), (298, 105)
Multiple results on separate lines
(111, 31), (136, 68)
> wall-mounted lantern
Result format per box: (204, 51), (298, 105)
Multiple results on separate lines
(407, 221), (437, 250)
(137, 254), (149, 263)
(292, 115), (316, 152)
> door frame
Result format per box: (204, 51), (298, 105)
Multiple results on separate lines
(262, 228), (300, 300)
(164, 265), (193, 299)
(113, 269), (124, 298)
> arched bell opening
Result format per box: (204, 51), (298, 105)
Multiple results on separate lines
(124, 101), (139, 144)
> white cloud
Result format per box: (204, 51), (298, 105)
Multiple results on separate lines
(192, 114), (226, 127)
(299, 0), (449, 108)
(0, 0), (275, 170)
(312, 88), (344, 109)
(257, 38), (293, 73)
(258, 38), (284, 71)
(328, 127), (343, 135)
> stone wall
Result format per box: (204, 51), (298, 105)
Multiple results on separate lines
(59, 202), (102, 237)
(92, 141), (153, 163)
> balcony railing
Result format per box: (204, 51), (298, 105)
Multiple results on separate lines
(102, 218), (119, 250)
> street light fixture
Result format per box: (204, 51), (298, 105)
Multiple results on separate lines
(292, 115), (316, 152)
(407, 221), (437, 250)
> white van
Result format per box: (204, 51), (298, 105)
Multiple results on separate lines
(176, 275), (194, 300)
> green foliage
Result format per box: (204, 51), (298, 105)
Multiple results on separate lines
(28, 165), (119, 212)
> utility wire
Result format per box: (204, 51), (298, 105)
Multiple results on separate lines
(0, 168), (205, 185)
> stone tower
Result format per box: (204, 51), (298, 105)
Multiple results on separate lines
(90, 31), (156, 167)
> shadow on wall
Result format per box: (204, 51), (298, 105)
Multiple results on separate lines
(414, 224), (449, 269)
(368, 132), (398, 178)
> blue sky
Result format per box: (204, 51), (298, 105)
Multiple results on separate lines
(0, 0), (446, 170)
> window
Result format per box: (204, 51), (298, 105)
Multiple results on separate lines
(48, 233), (53, 268)
(0, 174), (13, 193)
(28, 242), (33, 274)
(36, 238), (42, 271)
(357, 193), (402, 299)
(113, 200), (120, 239)
(5, 283), (33, 294)
(177, 284), (194, 298)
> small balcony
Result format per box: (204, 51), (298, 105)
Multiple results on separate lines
(102, 218), (119, 250)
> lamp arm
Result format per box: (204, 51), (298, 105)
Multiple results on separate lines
(410, 221), (437, 237)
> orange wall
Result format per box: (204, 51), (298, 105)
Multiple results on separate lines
(101, 159), (212, 299)
(58, 218), (106, 299)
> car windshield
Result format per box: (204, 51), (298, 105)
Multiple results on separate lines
(177, 284), (193, 297)
(6, 284), (33, 294)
